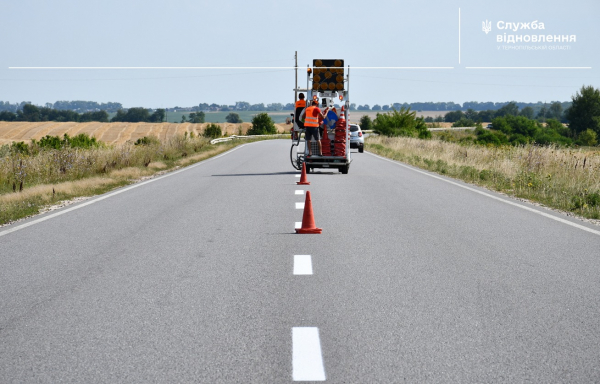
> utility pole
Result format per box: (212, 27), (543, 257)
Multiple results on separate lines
(295, 51), (298, 103)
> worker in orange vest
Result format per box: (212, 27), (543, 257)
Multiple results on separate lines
(301, 99), (329, 157)
(294, 93), (307, 129)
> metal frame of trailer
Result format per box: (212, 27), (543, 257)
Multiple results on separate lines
(290, 58), (352, 174)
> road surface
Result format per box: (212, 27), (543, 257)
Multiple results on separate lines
(1, 139), (600, 382)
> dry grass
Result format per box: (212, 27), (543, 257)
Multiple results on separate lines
(0, 134), (243, 225)
(0, 121), (292, 145)
(366, 136), (600, 221)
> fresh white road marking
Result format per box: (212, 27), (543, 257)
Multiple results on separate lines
(368, 151), (600, 237)
(295, 190), (305, 195)
(295, 222), (302, 229)
(296, 202), (305, 209)
(295, 174), (301, 178)
(0, 144), (248, 238)
(293, 255), (313, 275)
(293, 327), (326, 381)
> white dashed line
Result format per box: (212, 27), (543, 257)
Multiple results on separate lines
(295, 190), (305, 195)
(292, 327), (326, 381)
(296, 202), (305, 209)
(295, 174), (301, 178)
(295, 222), (302, 229)
(293, 255), (313, 275)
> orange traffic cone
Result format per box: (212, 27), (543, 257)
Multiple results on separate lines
(296, 191), (322, 234)
(296, 162), (310, 185)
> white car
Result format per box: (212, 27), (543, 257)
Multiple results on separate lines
(349, 124), (364, 153)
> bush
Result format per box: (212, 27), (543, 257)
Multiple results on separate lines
(576, 129), (598, 146)
(203, 123), (222, 138)
(359, 115), (373, 131)
(248, 113), (277, 135)
(134, 136), (161, 146)
(373, 107), (429, 138)
(452, 118), (475, 128)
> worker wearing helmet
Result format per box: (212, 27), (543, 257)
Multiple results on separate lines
(301, 99), (329, 157)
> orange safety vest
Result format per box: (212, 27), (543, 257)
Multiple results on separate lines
(304, 106), (320, 127)
(295, 99), (306, 108)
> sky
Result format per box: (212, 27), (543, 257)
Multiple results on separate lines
(1, 0), (599, 109)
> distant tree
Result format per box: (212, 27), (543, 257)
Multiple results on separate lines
(372, 104), (382, 111)
(349, 103), (356, 111)
(226, 112), (242, 123)
(495, 101), (519, 117)
(478, 110), (495, 122)
(181, 115), (187, 123)
(357, 104), (370, 111)
(0, 111), (17, 121)
(444, 110), (464, 123)
(519, 106), (534, 119)
(188, 111), (205, 123)
(382, 105), (390, 111)
(248, 113), (277, 135)
(111, 107), (150, 122)
(18, 104), (41, 122)
(549, 102), (563, 120)
(566, 85), (600, 136)
(80, 111), (109, 122)
(359, 115), (372, 131)
(149, 109), (165, 123)
(537, 105), (549, 121)
(424, 116), (434, 122)
(235, 101), (250, 111)
(464, 108), (478, 120)
(220, 105), (230, 112)
(434, 115), (444, 123)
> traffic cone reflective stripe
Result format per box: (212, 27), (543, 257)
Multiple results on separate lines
(297, 162), (310, 185)
(295, 191), (322, 234)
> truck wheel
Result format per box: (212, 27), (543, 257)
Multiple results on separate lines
(359, 145), (364, 153)
(306, 166), (312, 174)
(340, 165), (349, 174)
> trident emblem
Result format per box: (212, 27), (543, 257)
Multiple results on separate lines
(482, 20), (492, 34)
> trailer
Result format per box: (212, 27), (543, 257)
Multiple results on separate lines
(290, 58), (352, 174)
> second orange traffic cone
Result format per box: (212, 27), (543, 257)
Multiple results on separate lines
(296, 191), (322, 234)
(296, 162), (310, 185)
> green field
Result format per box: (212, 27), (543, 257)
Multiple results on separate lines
(108, 111), (292, 124)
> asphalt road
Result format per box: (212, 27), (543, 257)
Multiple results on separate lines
(1, 139), (600, 383)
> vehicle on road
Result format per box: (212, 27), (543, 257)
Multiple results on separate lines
(290, 58), (353, 174)
(349, 124), (364, 153)
(486, 123), (493, 129)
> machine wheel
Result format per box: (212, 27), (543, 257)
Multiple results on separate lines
(359, 145), (364, 153)
(306, 166), (312, 174)
(340, 165), (349, 174)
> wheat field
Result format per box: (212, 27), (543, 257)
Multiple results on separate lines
(0, 121), (291, 145)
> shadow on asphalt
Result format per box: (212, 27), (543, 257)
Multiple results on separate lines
(211, 171), (299, 177)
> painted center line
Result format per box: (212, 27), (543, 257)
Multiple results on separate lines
(295, 221), (302, 229)
(293, 255), (313, 275)
(295, 190), (305, 195)
(295, 174), (301, 178)
(296, 202), (305, 209)
(293, 327), (326, 381)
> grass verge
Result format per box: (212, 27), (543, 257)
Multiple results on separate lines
(0, 136), (258, 226)
(366, 136), (600, 223)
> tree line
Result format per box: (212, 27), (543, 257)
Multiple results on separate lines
(0, 100), (123, 113)
(360, 86), (600, 147)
